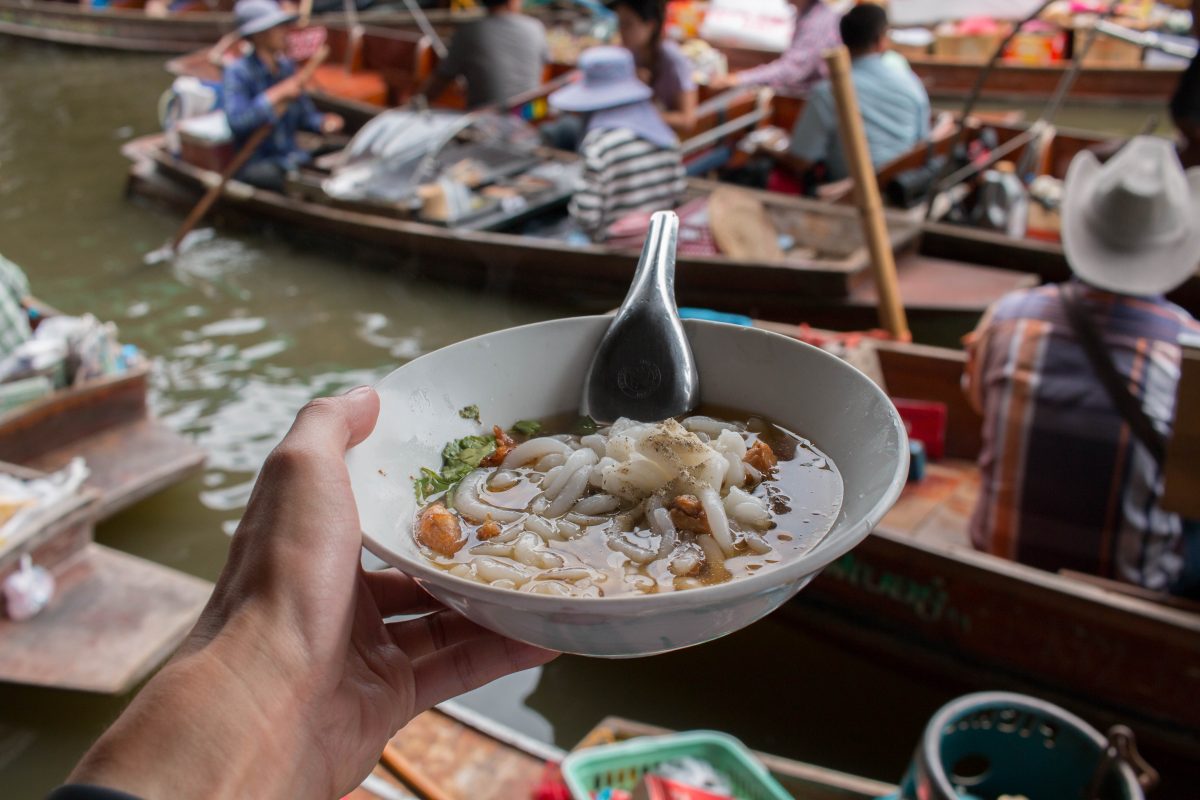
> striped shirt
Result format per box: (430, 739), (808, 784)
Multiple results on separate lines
(0, 255), (32, 364)
(964, 282), (1200, 591)
(569, 128), (686, 238)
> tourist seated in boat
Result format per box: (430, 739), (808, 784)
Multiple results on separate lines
(48, 388), (557, 800)
(1170, 1), (1200, 168)
(706, 0), (840, 96)
(753, 3), (930, 194)
(549, 47), (686, 241)
(416, 0), (548, 111)
(611, 0), (698, 137)
(965, 137), (1200, 598)
(222, 0), (344, 192)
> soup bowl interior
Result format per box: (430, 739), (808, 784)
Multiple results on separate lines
(347, 316), (907, 657)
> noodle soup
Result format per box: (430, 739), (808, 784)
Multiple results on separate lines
(412, 412), (843, 597)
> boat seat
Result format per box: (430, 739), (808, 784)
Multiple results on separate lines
(311, 65), (389, 107)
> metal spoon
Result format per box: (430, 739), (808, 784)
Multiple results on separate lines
(581, 211), (699, 423)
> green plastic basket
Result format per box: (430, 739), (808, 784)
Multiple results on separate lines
(560, 731), (792, 800)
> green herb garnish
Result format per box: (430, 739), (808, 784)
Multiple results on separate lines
(458, 404), (481, 423)
(574, 415), (598, 435)
(511, 419), (542, 436)
(413, 433), (498, 503)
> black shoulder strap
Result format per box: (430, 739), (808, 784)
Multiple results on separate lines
(1059, 282), (1167, 467)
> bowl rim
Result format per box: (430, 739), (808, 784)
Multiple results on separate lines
(355, 315), (909, 611)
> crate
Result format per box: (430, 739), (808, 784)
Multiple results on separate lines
(1078, 32), (1144, 66)
(1004, 28), (1067, 64)
(932, 30), (1006, 62)
(561, 731), (791, 800)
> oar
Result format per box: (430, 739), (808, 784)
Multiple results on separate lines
(823, 46), (910, 341)
(148, 45), (330, 263)
(399, 0), (448, 58)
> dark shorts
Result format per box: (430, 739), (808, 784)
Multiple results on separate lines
(1170, 52), (1200, 124)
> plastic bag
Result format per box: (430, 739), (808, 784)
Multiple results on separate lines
(3, 554), (55, 621)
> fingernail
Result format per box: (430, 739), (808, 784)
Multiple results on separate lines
(346, 385), (373, 396)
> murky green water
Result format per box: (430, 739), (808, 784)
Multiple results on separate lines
(0, 36), (1189, 800)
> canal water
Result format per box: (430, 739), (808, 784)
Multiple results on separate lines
(0, 37), (1186, 799)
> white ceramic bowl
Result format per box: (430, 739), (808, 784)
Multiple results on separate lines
(347, 317), (907, 657)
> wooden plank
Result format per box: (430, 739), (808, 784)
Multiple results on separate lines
(878, 461), (972, 537)
(577, 717), (894, 800)
(0, 371), (148, 466)
(24, 418), (205, 520)
(383, 710), (545, 800)
(0, 543), (211, 694)
(849, 255), (1037, 312)
(874, 341), (982, 461)
(0, 485), (97, 596)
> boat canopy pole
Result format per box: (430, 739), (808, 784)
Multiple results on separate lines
(399, 0), (448, 58)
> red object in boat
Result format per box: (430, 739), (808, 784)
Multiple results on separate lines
(893, 398), (948, 460)
(531, 762), (572, 800)
(631, 776), (733, 800)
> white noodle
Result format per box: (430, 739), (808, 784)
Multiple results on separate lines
(547, 465), (591, 517)
(573, 494), (620, 515)
(535, 453), (566, 471)
(452, 470), (525, 524)
(500, 437), (571, 469)
(543, 449), (596, 500)
(682, 416), (738, 437)
(607, 531), (658, 564)
(699, 487), (736, 555)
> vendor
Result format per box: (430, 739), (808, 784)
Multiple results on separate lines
(417, 0), (548, 110)
(757, 4), (929, 191)
(222, 0), (343, 192)
(965, 137), (1200, 597)
(707, 0), (841, 96)
(611, 0), (698, 136)
(550, 47), (686, 240)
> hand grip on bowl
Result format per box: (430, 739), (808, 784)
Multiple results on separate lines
(580, 211), (699, 424)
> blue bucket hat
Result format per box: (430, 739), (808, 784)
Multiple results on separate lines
(235, 0), (298, 38)
(549, 46), (653, 113)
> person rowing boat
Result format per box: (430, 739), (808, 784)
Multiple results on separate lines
(222, 0), (343, 191)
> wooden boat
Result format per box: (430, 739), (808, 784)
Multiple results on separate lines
(719, 42), (1188, 106)
(0, 1), (573, 55)
(737, 319), (1200, 780)
(0, 364), (206, 520)
(351, 705), (896, 800)
(0, 461), (211, 693)
(120, 129), (1036, 336)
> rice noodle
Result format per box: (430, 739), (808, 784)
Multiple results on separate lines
(573, 494), (620, 516)
(698, 487), (736, 555)
(501, 437), (572, 469)
(452, 470), (525, 524)
(547, 465), (591, 517)
(607, 531), (658, 564)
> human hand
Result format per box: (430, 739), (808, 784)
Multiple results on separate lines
(321, 112), (345, 135)
(66, 388), (557, 800)
(266, 74), (305, 106)
(707, 72), (737, 91)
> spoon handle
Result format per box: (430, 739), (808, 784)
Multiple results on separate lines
(581, 211), (699, 423)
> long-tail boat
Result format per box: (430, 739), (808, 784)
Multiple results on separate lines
(718, 42), (1188, 106)
(0, 1), (571, 55)
(120, 124), (1034, 336)
(736, 319), (1200, 787)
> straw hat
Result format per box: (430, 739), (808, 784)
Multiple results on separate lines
(1061, 136), (1200, 297)
(235, 0), (298, 38)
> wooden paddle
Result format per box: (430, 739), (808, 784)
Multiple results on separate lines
(822, 46), (910, 341)
(163, 45), (329, 256)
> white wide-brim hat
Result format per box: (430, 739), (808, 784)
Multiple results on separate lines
(235, 0), (298, 38)
(1061, 135), (1200, 297)
(549, 46), (653, 113)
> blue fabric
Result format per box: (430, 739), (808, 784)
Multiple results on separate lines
(222, 52), (324, 172)
(789, 53), (930, 181)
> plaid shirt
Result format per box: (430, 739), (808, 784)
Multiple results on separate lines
(223, 51), (324, 171)
(733, 1), (841, 96)
(965, 282), (1200, 591)
(0, 255), (32, 364)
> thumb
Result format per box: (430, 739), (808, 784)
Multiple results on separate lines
(281, 386), (380, 461)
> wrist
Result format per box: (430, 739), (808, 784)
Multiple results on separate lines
(70, 616), (311, 798)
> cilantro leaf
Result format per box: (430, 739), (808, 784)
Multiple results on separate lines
(511, 419), (542, 436)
